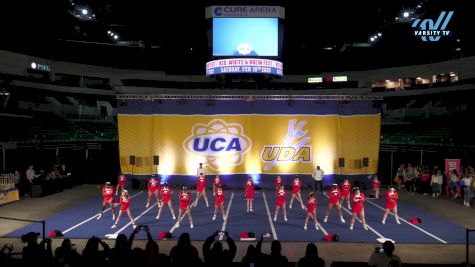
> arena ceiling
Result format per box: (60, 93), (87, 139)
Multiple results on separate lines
(1, 0), (472, 74)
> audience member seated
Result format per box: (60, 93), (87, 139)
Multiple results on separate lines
(81, 236), (110, 266)
(169, 233), (202, 265)
(110, 234), (130, 267)
(241, 244), (257, 264)
(203, 231), (236, 264)
(297, 243), (325, 267)
(368, 241), (401, 267)
(256, 235), (288, 266)
(53, 239), (80, 267)
(21, 232), (53, 267)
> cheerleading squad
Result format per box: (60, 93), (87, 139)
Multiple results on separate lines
(98, 172), (401, 231)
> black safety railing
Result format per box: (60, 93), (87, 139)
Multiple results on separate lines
(466, 229), (475, 266)
(0, 216), (45, 241)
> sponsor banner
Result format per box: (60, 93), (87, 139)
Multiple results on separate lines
(444, 159), (461, 179)
(205, 6), (285, 19)
(118, 104), (380, 176)
(205, 58), (283, 77)
(0, 189), (19, 205)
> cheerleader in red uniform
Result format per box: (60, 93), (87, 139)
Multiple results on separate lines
(274, 185), (288, 221)
(112, 190), (136, 229)
(146, 174), (161, 208)
(212, 186), (226, 221)
(274, 175), (283, 191)
(244, 177), (255, 213)
(212, 174), (223, 194)
(115, 172), (127, 196)
(382, 187), (401, 224)
(324, 184), (345, 223)
(156, 182), (176, 220)
(372, 175), (381, 198)
(97, 182), (115, 220)
(176, 187), (194, 229)
(349, 187), (368, 230)
(193, 173), (209, 208)
(304, 192), (319, 230)
(340, 177), (352, 210)
(289, 175), (305, 210)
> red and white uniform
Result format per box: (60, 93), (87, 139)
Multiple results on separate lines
(275, 177), (283, 189)
(120, 195), (130, 211)
(385, 191), (398, 210)
(148, 177), (160, 193)
(179, 191), (191, 209)
(102, 186), (114, 205)
(340, 181), (352, 197)
(215, 188), (225, 206)
(351, 193), (365, 213)
(292, 178), (302, 194)
(372, 179), (381, 190)
(160, 185), (172, 203)
(118, 175), (127, 187)
(197, 175), (206, 192)
(307, 196), (317, 213)
(213, 176), (223, 189)
(244, 180), (254, 200)
(276, 188), (286, 207)
(328, 188), (341, 205)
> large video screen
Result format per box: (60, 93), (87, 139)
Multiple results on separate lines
(213, 18), (278, 57)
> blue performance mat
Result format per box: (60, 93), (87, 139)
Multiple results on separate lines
(3, 190), (470, 244)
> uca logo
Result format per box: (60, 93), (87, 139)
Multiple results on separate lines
(183, 119), (252, 171)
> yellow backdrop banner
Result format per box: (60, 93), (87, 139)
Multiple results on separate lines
(118, 114), (380, 176)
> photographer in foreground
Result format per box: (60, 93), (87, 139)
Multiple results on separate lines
(368, 241), (401, 267)
(203, 231), (236, 263)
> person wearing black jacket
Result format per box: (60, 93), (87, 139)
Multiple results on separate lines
(203, 231), (236, 263)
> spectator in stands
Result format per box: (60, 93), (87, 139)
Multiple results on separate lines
(144, 231), (170, 267)
(203, 231), (236, 263)
(110, 234), (130, 267)
(368, 241), (401, 267)
(297, 243), (325, 267)
(81, 236), (110, 266)
(449, 169), (460, 198)
(404, 163), (415, 194)
(13, 169), (20, 188)
(25, 165), (41, 197)
(419, 167), (431, 195)
(53, 239), (80, 267)
(256, 236), (288, 266)
(0, 243), (13, 260)
(431, 169), (443, 198)
(462, 172), (473, 207)
(21, 232), (53, 267)
(241, 244), (257, 264)
(169, 233), (201, 265)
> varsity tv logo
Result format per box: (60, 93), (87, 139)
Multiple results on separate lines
(412, 11), (454, 42)
(183, 119), (252, 171)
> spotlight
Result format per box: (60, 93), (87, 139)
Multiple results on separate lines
(403, 11), (409, 18)
(81, 9), (88, 15)
(377, 33), (382, 37)
(114, 35), (119, 40)
(370, 37), (375, 42)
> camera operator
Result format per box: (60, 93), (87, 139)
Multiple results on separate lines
(368, 241), (401, 267)
(203, 230), (236, 263)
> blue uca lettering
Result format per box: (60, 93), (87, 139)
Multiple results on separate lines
(193, 137), (242, 152)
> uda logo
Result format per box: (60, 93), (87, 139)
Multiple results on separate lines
(261, 119), (312, 170)
(183, 119), (252, 171)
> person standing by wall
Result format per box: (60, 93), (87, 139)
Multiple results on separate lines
(312, 166), (324, 194)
